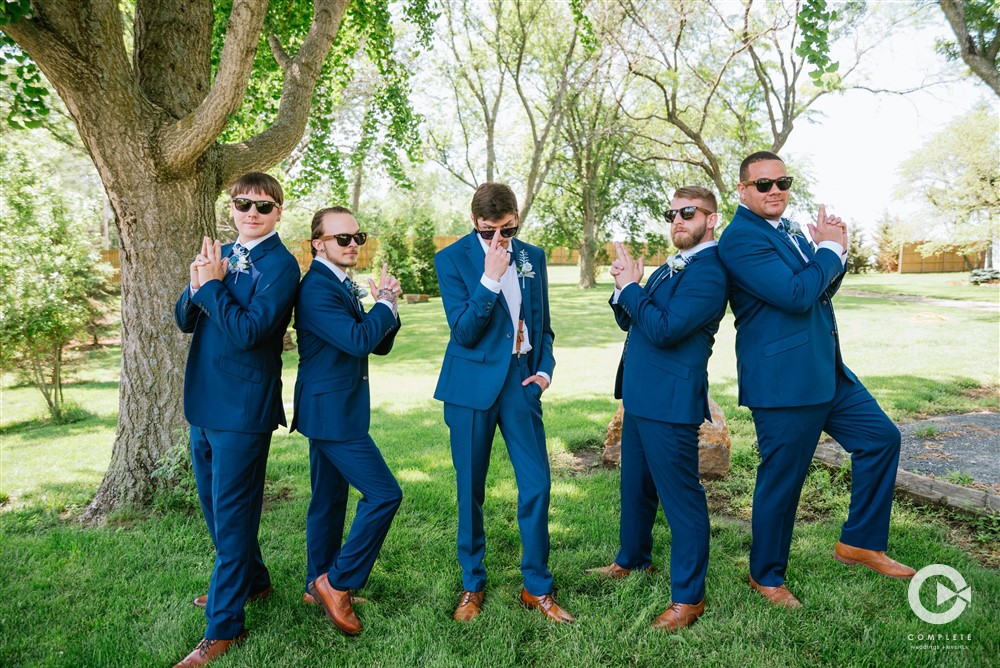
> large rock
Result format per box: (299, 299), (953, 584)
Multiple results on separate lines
(602, 397), (731, 480)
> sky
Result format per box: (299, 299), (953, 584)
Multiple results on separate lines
(782, 10), (996, 238)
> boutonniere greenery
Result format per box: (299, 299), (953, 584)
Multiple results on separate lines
(228, 245), (252, 277)
(782, 219), (806, 238)
(516, 249), (535, 287)
(351, 283), (369, 300)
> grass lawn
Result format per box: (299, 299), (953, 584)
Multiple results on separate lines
(1, 266), (998, 667)
(841, 271), (1000, 302)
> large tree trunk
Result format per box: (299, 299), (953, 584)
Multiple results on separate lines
(84, 173), (219, 519)
(578, 185), (597, 289)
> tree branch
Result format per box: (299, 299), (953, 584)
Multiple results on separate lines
(939, 0), (1000, 96)
(218, 0), (350, 186)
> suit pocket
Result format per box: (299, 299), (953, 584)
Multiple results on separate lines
(308, 376), (353, 395)
(763, 330), (809, 357)
(447, 345), (485, 363)
(217, 356), (263, 384)
(649, 358), (690, 379)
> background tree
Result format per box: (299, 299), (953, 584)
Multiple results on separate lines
(846, 229), (872, 274)
(372, 220), (418, 293)
(0, 139), (114, 421)
(938, 0), (1000, 95)
(873, 211), (903, 273)
(409, 221), (441, 296)
(0, 0), (431, 520)
(897, 102), (999, 268)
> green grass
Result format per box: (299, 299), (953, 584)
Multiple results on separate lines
(842, 271), (1000, 302)
(1, 267), (998, 666)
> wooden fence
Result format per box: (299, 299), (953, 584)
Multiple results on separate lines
(897, 242), (981, 273)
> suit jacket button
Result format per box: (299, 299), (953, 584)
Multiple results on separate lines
(831, 330), (837, 336)
(507, 332), (512, 339)
(821, 299), (828, 305)
(363, 375), (368, 381)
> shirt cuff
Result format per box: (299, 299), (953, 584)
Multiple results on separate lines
(612, 281), (637, 304)
(537, 371), (551, 385)
(480, 274), (502, 293)
(189, 284), (198, 297)
(817, 240), (846, 266)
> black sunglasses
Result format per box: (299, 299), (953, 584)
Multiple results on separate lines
(476, 226), (519, 240)
(663, 205), (715, 222)
(233, 198), (279, 214)
(741, 176), (794, 193)
(319, 232), (368, 247)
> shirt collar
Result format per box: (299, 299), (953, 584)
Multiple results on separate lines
(236, 229), (277, 250)
(679, 239), (718, 260)
(314, 255), (349, 282)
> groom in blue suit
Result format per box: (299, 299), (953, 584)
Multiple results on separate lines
(174, 172), (300, 667)
(435, 183), (574, 624)
(718, 152), (914, 610)
(292, 206), (403, 636)
(587, 186), (728, 632)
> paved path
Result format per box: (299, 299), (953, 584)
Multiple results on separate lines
(898, 412), (1000, 489)
(840, 290), (998, 312)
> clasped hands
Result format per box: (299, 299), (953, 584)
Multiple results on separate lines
(369, 263), (402, 305)
(808, 204), (848, 248)
(609, 242), (644, 290)
(190, 236), (227, 290)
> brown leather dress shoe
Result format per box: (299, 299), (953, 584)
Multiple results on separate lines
(192, 586), (274, 608)
(749, 575), (802, 609)
(652, 599), (705, 632)
(172, 632), (246, 668)
(584, 562), (653, 579)
(453, 590), (485, 622)
(520, 588), (575, 623)
(308, 573), (362, 635)
(834, 541), (916, 579)
(303, 591), (365, 605)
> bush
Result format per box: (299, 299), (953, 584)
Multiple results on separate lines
(372, 219), (417, 294)
(970, 268), (1000, 285)
(410, 221), (440, 296)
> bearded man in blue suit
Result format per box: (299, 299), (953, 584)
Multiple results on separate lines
(174, 172), (300, 667)
(292, 207), (403, 636)
(586, 186), (728, 632)
(718, 151), (914, 610)
(434, 183), (574, 624)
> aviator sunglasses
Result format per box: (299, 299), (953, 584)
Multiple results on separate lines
(663, 205), (714, 222)
(740, 176), (794, 193)
(232, 198), (279, 214)
(319, 232), (369, 247)
(476, 226), (519, 241)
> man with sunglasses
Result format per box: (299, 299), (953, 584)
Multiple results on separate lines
(292, 206), (403, 636)
(174, 172), (300, 667)
(586, 186), (727, 632)
(718, 151), (914, 611)
(434, 183), (573, 624)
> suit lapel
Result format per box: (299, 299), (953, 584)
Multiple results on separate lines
(513, 239), (529, 322)
(645, 264), (672, 296)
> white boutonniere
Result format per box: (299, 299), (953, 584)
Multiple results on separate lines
(346, 278), (368, 300)
(516, 249), (535, 287)
(228, 244), (251, 281)
(666, 255), (688, 277)
(782, 219), (805, 238)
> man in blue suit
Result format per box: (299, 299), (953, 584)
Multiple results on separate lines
(435, 183), (574, 624)
(718, 151), (914, 610)
(292, 206), (403, 636)
(587, 186), (728, 632)
(173, 172), (300, 667)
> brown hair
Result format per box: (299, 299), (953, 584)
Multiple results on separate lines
(673, 186), (717, 213)
(471, 183), (518, 222)
(229, 172), (284, 205)
(310, 206), (354, 256)
(739, 151), (783, 182)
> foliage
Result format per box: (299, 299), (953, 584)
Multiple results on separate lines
(372, 219), (417, 293)
(970, 268), (1000, 284)
(846, 228), (872, 274)
(873, 211), (902, 273)
(150, 430), (199, 513)
(898, 102), (1000, 264)
(0, 140), (114, 421)
(409, 221), (440, 296)
(795, 0), (843, 89)
(936, 0), (1000, 95)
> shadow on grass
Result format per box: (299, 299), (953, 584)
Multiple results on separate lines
(0, 412), (116, 437)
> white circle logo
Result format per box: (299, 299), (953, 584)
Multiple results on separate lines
(908, 564), (972, 625)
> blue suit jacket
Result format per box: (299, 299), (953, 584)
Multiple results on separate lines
(612, 246), (728, 425)
(291, 261), (400, 442)
(433, 232), (555, 410)
(175, 234), (300, 433)
(718, 205), (856, 409)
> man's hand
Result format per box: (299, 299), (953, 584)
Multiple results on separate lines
(522, 375), (549, 392)
(197, 239), (227, 285)
(368, 263), (401, 305)
(190, 236), (212, 290)
(483, 230), (509, 282)
(807, 204), (846, 246)
(612, 242), (643, 289)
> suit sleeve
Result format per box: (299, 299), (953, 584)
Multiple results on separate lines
(373, 314), (401, 356)
(434, 250), (501, 347)
(609, 293), (631, 332)
(719, 224), (844, 314)
(535, 251), (556, 379)
(617, 263), (727, 348)
(174, 285), (199, 333)
(191, 259), (299, 350)
(298, 284), (399, 358)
